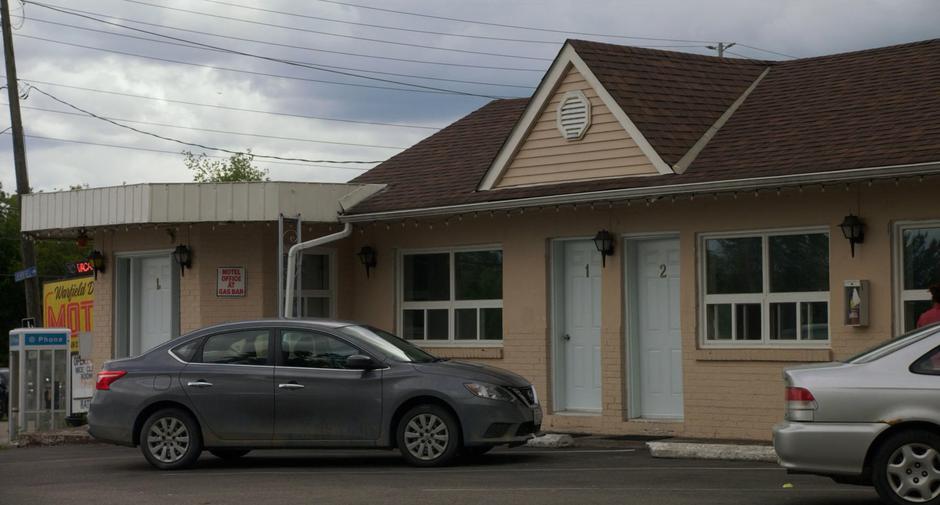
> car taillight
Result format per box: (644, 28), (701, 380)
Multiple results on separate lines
(96, 370), (127, 390)
(785, 386), (817, 421)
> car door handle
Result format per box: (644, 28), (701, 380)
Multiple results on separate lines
(278, 383), (304, 390)
(187, 381), (213, 388)
(563, 334), (571, 341)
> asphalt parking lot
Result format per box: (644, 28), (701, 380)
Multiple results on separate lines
(0, 443), (880, 505)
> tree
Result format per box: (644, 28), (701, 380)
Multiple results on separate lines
(0, 184), (90, 367)
(183, 150), (269, 183)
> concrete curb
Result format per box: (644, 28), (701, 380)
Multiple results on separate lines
(647, 440), (778, 463)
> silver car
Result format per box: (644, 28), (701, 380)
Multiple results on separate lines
(774, 323), (940, 505)
(88, 320), (541, 470)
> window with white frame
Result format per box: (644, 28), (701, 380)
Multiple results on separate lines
(299, 251), (335, 318)
(400, 248), (503, 343)
(702, 230), (830, 345)
(898, 223), (940, 332)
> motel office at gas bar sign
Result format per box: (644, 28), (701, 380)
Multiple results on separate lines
(217, 267), (246, 297)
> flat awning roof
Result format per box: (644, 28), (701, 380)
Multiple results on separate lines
(22, 181), (385, 233)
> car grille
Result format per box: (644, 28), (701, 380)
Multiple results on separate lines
(508, 386), (537, 406)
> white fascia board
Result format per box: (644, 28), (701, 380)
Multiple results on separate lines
(567, 50), (673, 176)
(341, 161), (940, 222)
(21, 182), (384, 232)
(477, 44), (673, 191)
(672, 67), (771, 174)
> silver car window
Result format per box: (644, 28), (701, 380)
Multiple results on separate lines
(845, 323), (940, 364)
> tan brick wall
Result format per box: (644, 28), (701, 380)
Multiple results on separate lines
(82, 178), (940, 442)
(348, 178), (940, 441)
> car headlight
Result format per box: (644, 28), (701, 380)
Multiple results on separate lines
(464, 383), (514, 402)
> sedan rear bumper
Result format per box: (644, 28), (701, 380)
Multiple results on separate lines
(773, 420), (888, 477)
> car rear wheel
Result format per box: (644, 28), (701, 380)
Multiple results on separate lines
(873, 429), (940, 505)
(397, 405), (460, 467)
(140, 408), (202, 470)
(209, 449), (250, 460)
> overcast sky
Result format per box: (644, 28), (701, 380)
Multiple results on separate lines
(1, 0), (937, 192)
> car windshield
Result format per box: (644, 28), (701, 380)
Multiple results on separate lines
(844, 323), (940, 364)
(337, 325), (440, 363)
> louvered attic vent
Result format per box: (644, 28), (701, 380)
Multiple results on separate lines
(556, 90), (591, 140)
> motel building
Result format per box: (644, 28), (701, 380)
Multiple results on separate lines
(21, 39), (940, 442)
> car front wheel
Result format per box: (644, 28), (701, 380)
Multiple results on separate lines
(873, 429), (940, 505)
(397, 405), (460, 467)
(140, 408), (202, 470)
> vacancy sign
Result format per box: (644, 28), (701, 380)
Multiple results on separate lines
(217, 267), (246, 297)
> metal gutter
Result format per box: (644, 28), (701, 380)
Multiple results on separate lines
(341, 161), (940, 222)
(283, 222), (351, 318)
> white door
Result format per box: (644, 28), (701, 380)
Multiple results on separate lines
(635, 238), (683, 419)
(135, 255), (173, 355)
(561, 240), (602, 412)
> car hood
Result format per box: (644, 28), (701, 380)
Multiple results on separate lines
(414, 360), (531, 387)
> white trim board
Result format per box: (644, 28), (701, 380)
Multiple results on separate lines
(342, 161), (940, 223)
(477, 43), (673, 192)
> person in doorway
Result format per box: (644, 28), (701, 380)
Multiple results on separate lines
(917, 284), (940, 328)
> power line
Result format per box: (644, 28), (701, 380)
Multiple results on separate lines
(25, 2), (509, 99)
(310, 0), (717, 44)
(8, 77), (445, 131)
(11, 102), (411, 150)
(8, 132), (373, 171)
(21, 9), (548, 73)
(25, 16), (538, 90)
(25, 84), (387, 164)
(724, 50), (756, 60)
(195, 0), (562, 45)
(736, 43), (798, 59)
(17, 33), (515, 98)
(195, 0), (713, 48)
(35, 0), (554, 63)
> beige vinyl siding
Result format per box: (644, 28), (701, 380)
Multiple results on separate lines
(495, 65), (658, 188)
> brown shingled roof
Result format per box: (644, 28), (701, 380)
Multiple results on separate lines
(568, 40), (768, 165)
(349, 39), (940, 216)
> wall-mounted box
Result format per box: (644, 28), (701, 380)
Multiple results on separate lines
(844, 279), (870, 327)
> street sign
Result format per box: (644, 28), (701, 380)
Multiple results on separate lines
(14, 265), (37, 282)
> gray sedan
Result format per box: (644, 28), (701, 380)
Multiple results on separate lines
(88, 320), (541, 470)
(774, 323), (940, 505)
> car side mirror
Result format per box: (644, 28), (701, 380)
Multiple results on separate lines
(345, 354), (381, 370)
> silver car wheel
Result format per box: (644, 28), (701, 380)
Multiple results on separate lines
(403, 413), (449, 461)
(887, 443), (940, 503)
(146, 416), (190, 464)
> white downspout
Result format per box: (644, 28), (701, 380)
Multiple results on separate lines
(283, 222), (352, 319)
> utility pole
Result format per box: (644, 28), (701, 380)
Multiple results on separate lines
(1, 0), (41, 324)
(707, 42), (737, 58)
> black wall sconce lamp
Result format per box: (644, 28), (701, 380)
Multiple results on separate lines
(593, 229), (615, 267)
(357, 246), (377, 278)
(173, 244), (193, 276)
(87, 250), (105, 279)
(839, 214), (865, 258)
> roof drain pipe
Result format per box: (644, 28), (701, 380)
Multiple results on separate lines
(283, 222), (352, 319)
